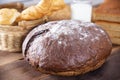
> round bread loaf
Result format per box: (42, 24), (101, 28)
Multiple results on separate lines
(22, 20), (112, 76)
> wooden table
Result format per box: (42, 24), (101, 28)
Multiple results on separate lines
(0, 46), (120, 80)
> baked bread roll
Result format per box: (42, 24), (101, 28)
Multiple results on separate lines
(18, 0), (70, 29)
(0, 8), (20, 25)
(18, 5), (71, 28)
(22, 20), (112, 76)
(20, 0), (66, 20)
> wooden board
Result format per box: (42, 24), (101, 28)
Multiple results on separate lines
(0, 47), (120, 80)
(0, 51), (23, 66)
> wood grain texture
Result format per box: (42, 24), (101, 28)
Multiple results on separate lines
(0, 51), (23, 66)
(0, 47), (120, 80)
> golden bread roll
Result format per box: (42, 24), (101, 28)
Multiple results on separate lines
(0, 8), (20, 25)
(20, 0), (66, 20)
(19, 5), (71, 29)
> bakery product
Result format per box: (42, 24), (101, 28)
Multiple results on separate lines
(92, 0), (120, 45)
(22, 20), (112, 76)
(95, 21), (120, 32)
(92, 0), (120, 23)
(0, 8), (20, 25)
(18, 0), (70, 27)
(20, 0), (66, 20)
(23, 20), (112, 76)
(0, 8), (47, 52)
(95, 21), (120, 45)
(47, 5), (71, 21)
(18, 16), (47, 29)
(0, 8), (25, 52)
(19, 5), (71, 28)
(0, 0), (70, 52)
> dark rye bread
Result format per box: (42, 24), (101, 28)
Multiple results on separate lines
(22, 20), (112, 76)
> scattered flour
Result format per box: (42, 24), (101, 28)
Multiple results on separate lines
(42, 20), (105, 44)
(91, 36), (100, 42)
(58, 40), (62, 44)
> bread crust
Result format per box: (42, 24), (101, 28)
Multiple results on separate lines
(36, 59), (105, 76)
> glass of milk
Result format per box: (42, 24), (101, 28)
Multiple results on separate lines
(71, 0), (92, 22)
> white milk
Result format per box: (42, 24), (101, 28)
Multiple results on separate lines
(71, 1), (92, 22)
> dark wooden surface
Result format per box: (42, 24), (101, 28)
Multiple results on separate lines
(0, 46), (120, 80)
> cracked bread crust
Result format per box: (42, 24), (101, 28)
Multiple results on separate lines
(23, 20), (112, 76)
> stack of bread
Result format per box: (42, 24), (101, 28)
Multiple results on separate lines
(0, 0), (70, 52)
(92, 0), (120, 45)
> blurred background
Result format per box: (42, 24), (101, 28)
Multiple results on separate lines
(0, 0), (104, 6)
